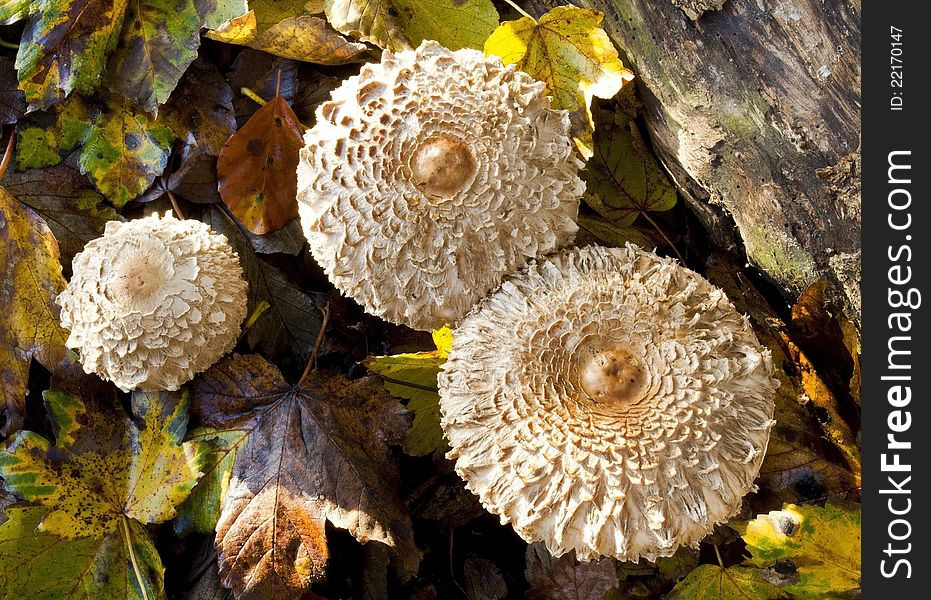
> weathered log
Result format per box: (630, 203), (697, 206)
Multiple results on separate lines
(578, 0), (861, 325)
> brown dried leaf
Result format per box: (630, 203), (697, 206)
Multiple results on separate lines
(191, 354), (419, 598)
(217, 92), (302, 234)
(463, 557), (508, 600)
(0, 188), (69, 436)
(160, 59), (237, 156)
(524, 543), (618, 600)
(0, 57), (26, 125)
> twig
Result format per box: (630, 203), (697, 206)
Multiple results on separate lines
(641, 211), (686, 262)
(240, 87), (267, 107)
(501, 0), (536, 21)
(298, 303), (330, 387)
(166, 190), (185, 220)
(0, 38), (18, 50)
(0, 128), (16, 181)
(713, 544), (724, 569)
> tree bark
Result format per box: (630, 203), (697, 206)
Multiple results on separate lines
(578, 0), (861, 325)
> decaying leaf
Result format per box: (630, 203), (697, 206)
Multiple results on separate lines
(484, 6), (634, 157)
(1, 158), (122, 276)
(365, 328), (450, 457)
(666, 564), (787, 600)
(463, 556), (508, 600)
(141, 152), (223, 206)
(392, 0), (499, 51)
(583, 111), (677, 227)
(14, 96), (94, 171)
(159, 59), (237, 156)
(325, 0), (411, 51)
(0, 389), (207, 597)
(0, 189), (70, 436)
(0, 505), (165, 599)
(524, 542), (619, 600)
(0, 56), (26, 125)
(190, 354), (419, 598)
(78, 96), (174, 207)
(207, 2), (371, 64)
(740, 503), (861, 598)
(13, 0), (127, 110)
(217, 90), (302, 234)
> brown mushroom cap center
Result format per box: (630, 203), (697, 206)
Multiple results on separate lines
(410, 135), (476, 198)
(578, 347), (648, 406)
(111, 255), (168, 305)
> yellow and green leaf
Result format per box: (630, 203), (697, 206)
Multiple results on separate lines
(666, 564), (787, 600)
(15, 96), (94, 171)
(392, 0), (499, 51)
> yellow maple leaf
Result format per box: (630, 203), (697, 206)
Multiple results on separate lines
(485, 6), (634, 158)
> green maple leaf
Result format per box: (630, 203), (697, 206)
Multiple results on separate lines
(0, 389), (208, 598)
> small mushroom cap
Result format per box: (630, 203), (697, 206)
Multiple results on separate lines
(296, 40), (584, 331)
(439, 245), (779, 561)
(57, 212), (248, 392)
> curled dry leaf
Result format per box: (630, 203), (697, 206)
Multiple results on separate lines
(191, 354), (420, 599)
(0, 188), (69, 436)
(218, 91), (303, 234)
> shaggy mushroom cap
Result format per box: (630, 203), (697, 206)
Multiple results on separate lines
(296, 40), (584, 331)
(439, 245), (778, 561)
(57, 212), (248, 392)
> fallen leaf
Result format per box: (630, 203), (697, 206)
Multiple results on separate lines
(199, 204), (329, 368)
(0, 505), (165, 599)
(78, 96), (174, 207)
(13, 0), (128, 110)
(190, 354), (420, 598)
(1, 158), (122, 276)
(107, 0), (204, 114)
(244, 218), (306, 255)
(0, 57), (26, 124)
(576, 214), (655, 249)
(0, 0), (35, 24)
(463, 556), (508, 600)
(141, 152), (223, 205)
(484, 6), (634, 157)
(325, 0), (412, 51)
(524, 542), (618, 600)
(665, 564), (787, 600)
(0, 389), (207, 596)
(392, 0), (499, 51)
(217, 89), (302, 234)
(159, 59), (237, 156)
(739, 503), (861, 598)
(584, 112), (677, 226)
(208, 2), (371, 64)
(14, 96), (94, 171)
(0, 189), (69, 436)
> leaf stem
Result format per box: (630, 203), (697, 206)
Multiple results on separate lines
(0, 128), (16, 182)
(298, 303), (330, 387)
(377, 375), (439, 394)
(713, 544), (724, 569)
(641, 211), (685, 263)
(166, 190), (185, 220)
(501, 0), (536, 21)
(0, 38), (19, 50)
(121, 515), (150, 600)
(240, 87), (267, 107)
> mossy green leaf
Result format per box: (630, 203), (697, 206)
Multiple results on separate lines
(78, 96), (174, 207)
(0, 0), (36, 24)
(14, 0), (129, 110)
(0, 389), (207, 541)
(366, 349), (446, 457)
(392, 0), (498, 51)
(484, 6), (634, 158)
(15, 96), (94, 171)
(0, 506), (164, 599)
(325, 0), (411, 51)
(666, 564), (787, 600)
(173, 426), (249, 535)
(739, 503), (861, 598)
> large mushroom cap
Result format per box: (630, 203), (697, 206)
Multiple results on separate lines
(439, 245), (778, 561)
(57, 212), (248, 392)
(296, 40), (584, 331)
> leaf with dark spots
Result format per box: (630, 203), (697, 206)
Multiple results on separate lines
(524, 542), (618, 600)
(159, 59), (237, 156)
(0, 57), (26, 124)
(217, 90), (302, 234)
(1, 157), (122, 276)
(0, 505), (166, 599)
(0, 188), (70, 437)
(199, 204), (328, 367)
(190, 354), (420, 599)
(140, 152), (222, 205)
(14, 95), (95, 171)
(14, 0), (128, 110)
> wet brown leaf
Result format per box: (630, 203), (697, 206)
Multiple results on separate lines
(524, 543), (618, 600)
(217, 91), (302, 234)
(191, 354), (420, 599)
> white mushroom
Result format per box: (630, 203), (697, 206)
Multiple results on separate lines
(296, 40), (585, 331)
(439, 245), (778, 561)
(57, 212), (248, 392)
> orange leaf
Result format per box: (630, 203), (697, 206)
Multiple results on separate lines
(217, 93), (302, 234)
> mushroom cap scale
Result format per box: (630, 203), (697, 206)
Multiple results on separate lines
(296, 40), (584, 331)
(57, 212), (248, 392)
(439, 245), (779, 561)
